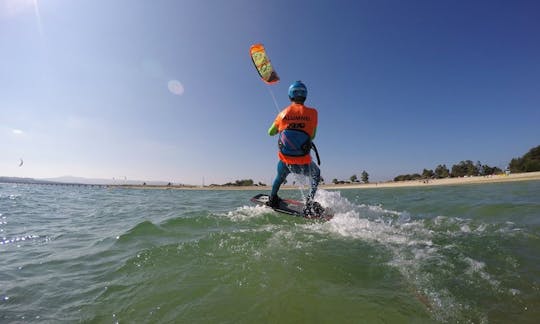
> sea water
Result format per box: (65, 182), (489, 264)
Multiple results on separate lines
(1, 181), (539, 323)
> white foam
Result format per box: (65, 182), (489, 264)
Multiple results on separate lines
(224, 205), (271, 221)
(300, 189), (507, 322)
(0, 234), (40, 245)
(509, 288), (520, 296)
(464, 257), (501, 288)
(305, 190), (433, 248)
(314, 189), (356, 214)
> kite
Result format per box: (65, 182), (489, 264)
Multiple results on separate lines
(249, 44), (279, 84)
(18, 158), (23, 167)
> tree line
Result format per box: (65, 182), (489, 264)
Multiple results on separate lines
(394, 144), (540, 182)
(394, 161), (502, 182)
(209, 145), (539, 186)
(508, 145), (540, 173)
(333, 170), (369, 184)
(211, 179), (267, 187)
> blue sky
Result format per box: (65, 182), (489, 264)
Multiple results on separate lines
(1, 0), (539, 185)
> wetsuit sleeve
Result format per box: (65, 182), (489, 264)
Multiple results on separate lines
(269, 110), (283, 136)
(268, 122), (278, 136)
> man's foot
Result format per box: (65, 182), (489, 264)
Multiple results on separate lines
(303, 199), (325, 217)
(266, 195), (281, 208)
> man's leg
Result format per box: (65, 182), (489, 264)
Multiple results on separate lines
(305, 162), (321, 201)
(270, 160), (290, 203)
(302, 162), (323, 217)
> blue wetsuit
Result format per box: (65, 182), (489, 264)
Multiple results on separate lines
(270, 160), (320, 201)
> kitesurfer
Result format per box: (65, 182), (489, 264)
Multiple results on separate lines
(267, 81), (323, 216)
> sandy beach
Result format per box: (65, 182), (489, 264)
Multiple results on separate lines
(109, 171), (540, 191)
(327, 171), (540, 189)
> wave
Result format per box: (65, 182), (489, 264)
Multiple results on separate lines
(274, 189), (531, 322)
(3, 183), (538, 323)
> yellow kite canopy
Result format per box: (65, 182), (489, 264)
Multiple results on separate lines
(250, 44), (279, 84)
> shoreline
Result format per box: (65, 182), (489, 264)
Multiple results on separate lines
(328, 171), (540, 189)
(108, 171), (540, 191)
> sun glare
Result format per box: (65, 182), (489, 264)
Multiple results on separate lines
(2, 0), (32, 16)
(1, 0), (43, 36)
(167, 80), (185, 96)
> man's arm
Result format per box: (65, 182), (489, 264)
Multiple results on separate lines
(268, 123), (278, 136)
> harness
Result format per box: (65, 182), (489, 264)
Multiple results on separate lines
(278, 129), (312, 157)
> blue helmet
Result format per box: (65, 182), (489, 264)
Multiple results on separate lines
(288, 81), (307, 102)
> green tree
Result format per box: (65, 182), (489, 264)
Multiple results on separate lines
(481, 165), (502, 175)
(508, 145), (540, 172)
(350, 174), (358, 182)
(434, 164), (450, 178)
(332, 178), (338, 184)
(422, 169), (434, 179)
(475, 161), (483, 175)
(393, 173), (421, 182)
(238, 179), (254, 186)
(451, 160), (478, 177)
(361, 170), (369, 183)
(225, 179), (255, 186)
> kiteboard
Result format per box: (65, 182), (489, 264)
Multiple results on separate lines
(250, 194), (333, 221)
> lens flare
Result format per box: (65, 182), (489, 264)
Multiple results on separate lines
(167, 80), (184, 96)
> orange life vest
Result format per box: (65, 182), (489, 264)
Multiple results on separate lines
(273, 103), (318, 165)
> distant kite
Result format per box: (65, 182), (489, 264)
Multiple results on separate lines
(249, 44), (279, 84)
(18, 158), (24, 167)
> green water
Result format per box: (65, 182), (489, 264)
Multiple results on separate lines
(1, 181), (539, 323)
